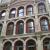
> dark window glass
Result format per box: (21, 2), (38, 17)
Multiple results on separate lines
(0, 24), (2, 35)
(26, 40), (36, 50)
(3, 42), (12, 50)
(18, 23), (24, 34)
(6, 23), (14, 35)
(9, 8), (16, 18)
(43, 38), (50, 50)
(14, 41), (23, 50)
(38, 3), (46, 13)
(16, 21), (24, 34)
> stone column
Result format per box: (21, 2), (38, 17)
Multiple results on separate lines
(13, 23), (16, 35)
(34, 3), (41, 32)
(24, 21), (26, 34)
(12, 44), (14, 50)
(24, 6), (26, 17)
(1, 21), (7, 36)
(0, 38), (3, 50)
(23, 42), (26, 50)
(37, 36), (43, 50)
(5, 8), (9, 20)
(15, 8), (17, 18)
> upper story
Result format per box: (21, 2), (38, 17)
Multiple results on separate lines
(0, 0), (50, 38)
(0, 0), (50, 20)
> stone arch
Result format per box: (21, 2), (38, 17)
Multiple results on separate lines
(41, 36), (50, 50)
(25, 18), (35, 23)
(25, 38), (37, 44)
(25, 38), (36, 50)
(14, 39), (24, 50)
(3, 40), (12, 50)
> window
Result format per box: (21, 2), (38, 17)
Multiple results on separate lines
(0, 24), (2, 35)
(18, 7), (24, 17)
(6, 22), (14, 35)
(26, 40), (36, 50)
(16, 21), (24, 34)
(9, 8), (16, 18)
(14, 41), (23, 50)
(26, 5), (33, 16)
(38, 3), (46, 13)
(40, 18), (48, 31)
(0, 10), (6, 19)
(26, 19), (35, 33)
(3, 42), (12, 50)
(43, 38), (50, 50)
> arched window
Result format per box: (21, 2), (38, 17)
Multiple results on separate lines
(26, 40), (36, 50)
(18, 7), (24, 17)
(6, 22), (14, 35)
(26, 19), (35, 33)
(0, 24), (2, 35)
(38, 3), (46, 13)
(0, 10), (6, 19)
(43, 38), (50, 50)
(14, 41), (23, 50)
(40, 18), (48, 31)
(16, 21), (24, 34)
(3, 42), (12, 50)
(9, 8), (16, 18)
(26, 5), (33, 16)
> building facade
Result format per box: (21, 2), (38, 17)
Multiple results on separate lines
(0, 0), (50, 50)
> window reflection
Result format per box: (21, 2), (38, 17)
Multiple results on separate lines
(41, 18), (48, 31)
(38, 3), (46, 13)
(18, 7), (24, 17)
(27, 5), (33, 16)
(26, 19), (35, 33)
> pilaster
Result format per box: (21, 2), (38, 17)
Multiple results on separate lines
(37, 36), (43, 50)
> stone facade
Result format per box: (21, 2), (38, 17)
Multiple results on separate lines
(0, 0), (50, 50)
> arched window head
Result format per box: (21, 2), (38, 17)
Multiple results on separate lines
(3, 42), (12, 50)
(9, 8), (16, 18)
(26, 19), (35, 33)
(16, 21), (24, 34)
(18, 7), (24, 17)
(0, 10), (6, 19)
(6, 22), (14, 35)
(26, 5), (33, 16)
(26, 40), (36, 50)
(14, 41), (23, 50)
(0, 24), (2, 35)
(40, 18), (48, 31)
(38, 3), (46, 13)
